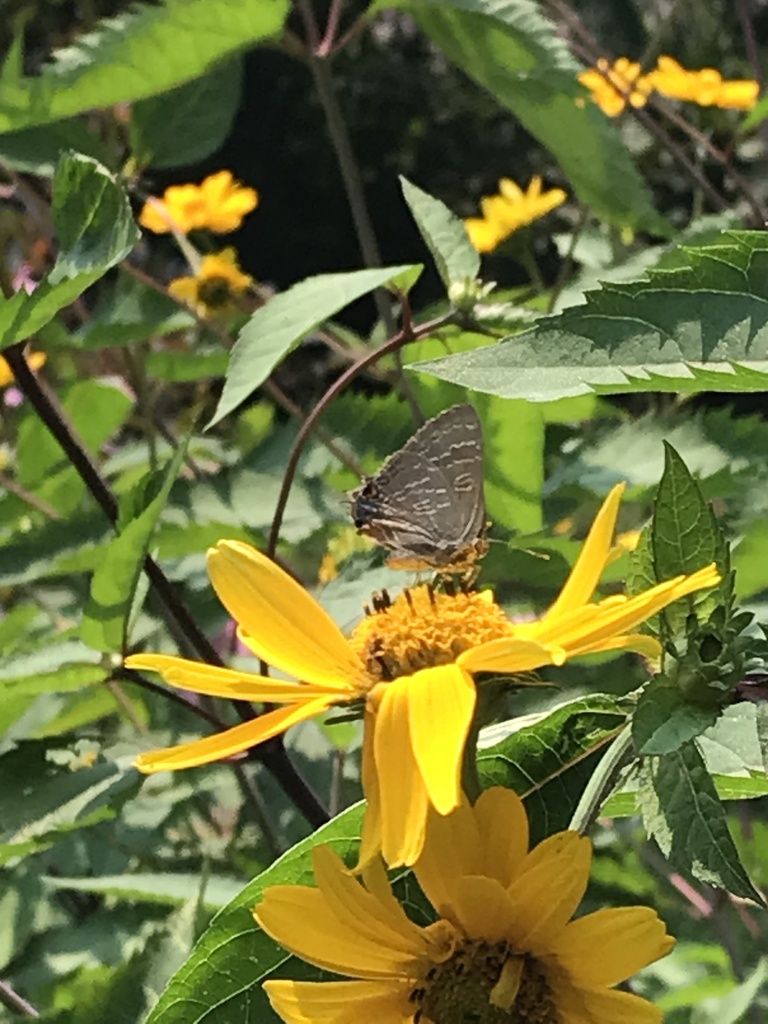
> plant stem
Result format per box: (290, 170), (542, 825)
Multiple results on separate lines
(568, 723), (633, 834)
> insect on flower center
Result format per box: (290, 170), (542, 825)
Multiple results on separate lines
(349, 584), (511, 682)
(412, 939), (558, 1024)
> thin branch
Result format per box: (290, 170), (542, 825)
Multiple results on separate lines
(0, 980), (39, 1017)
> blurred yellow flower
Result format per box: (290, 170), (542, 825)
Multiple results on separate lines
(464, 176), (567, 254)
(578, 57), (653, 117)
(0, 350), (46, 388)
(168, 249), (252, 318)
(648, 56), (759, 110)
(138, 170), (259, 234)
(256, 787), (675, 1024)
(126, 483), (719, 869)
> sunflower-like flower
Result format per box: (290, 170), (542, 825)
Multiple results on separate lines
(647, 56), (759, 110)
(138, 170), (259, 235)
(256, 787), (674, 1024)
(464, 176), (567, 254)
(126, 482), (719, 868)
(578, 57), (653, 117)
(167, 248), (253, 318)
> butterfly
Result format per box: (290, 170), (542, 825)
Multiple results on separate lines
(349, 404), (488, 573)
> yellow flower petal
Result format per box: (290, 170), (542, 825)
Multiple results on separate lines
(373, 678), (430, 867)
(449, 875), (515, 942)
(207, 541), (365, 690)
(123, 653), (342, 701)
(545, 484), (625, 622)
(459, 635), (565, 674)
(473, 787), (530, 887)
(463, 217), (502, 253)
(407, 664), (475, 816)
(413, 799), (483, 915)
(554, 984), (664, 1024)
(133, 697), (333, 772)
(505, 832), (591, 953)
(167, 276), (199, 303)
(263, 979), (410, 1024)
(552, 907), (674, 986)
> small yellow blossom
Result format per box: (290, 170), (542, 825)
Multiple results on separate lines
(256, 787), (675, 1024)
(0, 350), (46, 388)
(126, 481), (719, 869)
(168, 249), (252, 319)
(464, 176), (567, 254)
(578, 57), (653, 117)
(648, 56), (759, 110)
(138, 170), (259, 234)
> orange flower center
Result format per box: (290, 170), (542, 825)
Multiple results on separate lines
(349, 585), (511, 682)
(413, 940), (557, 1024)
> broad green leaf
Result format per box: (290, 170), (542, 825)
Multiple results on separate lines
(412, 230), (768, 400)
(636, 740), (762, 902)
(81, 439), (189, 653)
(145, 349), (230, 382)
(0, 0), (289, 132)
(0, 153), (139, 348)
(144, 803), (364, 1024)
(130, 58), (243, 169)
(0, 640), (106, 696)
(209, 265), (422, 425)
(0, 514), (110, 586)
(383, 0), (666, 233)
(690, 959), (768, 1024)
(633, 675), (719, 755)
(478, 694), (627, 844)
(0, 118), (112, 176)
(400, 176), (480, 287)
(43, 873), (243, 911)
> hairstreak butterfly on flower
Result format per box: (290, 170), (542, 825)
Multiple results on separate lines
(349, 404), (488, 573)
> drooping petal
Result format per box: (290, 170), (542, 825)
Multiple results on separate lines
(124, 653), (349, 701)
(459, 635), (566, 674)
(408, 664), (475, 816)
(133, 697), (334, 772)
(473, 787), (530, 887)
(373, 678), (430, 867)
(263, 979), (411, 1024)
(207, 541), (365, 689)
(449, 875), (516, 942)
(505, 833), (591, 952)
(544, 484), (625, 623)
(255, 885), (416, 978)
(414, 799), (483, 918)
(552, 907), (674, 985)
(357, 711), (383, 869)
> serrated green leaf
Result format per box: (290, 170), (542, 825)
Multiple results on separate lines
(383, 0), (666, 233)
(144, 803), (364, 1024)
(411, 230), (768, 400)
(210, 265), (422, 426)
(477, 694), (627, 843)
(632, 675), (719, 755)
(130, 58), (243, 169)
(636, 740), (762, 902)
(400, 176), (479, 287)
(81, 439), (189, 653)
(0, 0), (289, 132)
(0, 153), (139, 348)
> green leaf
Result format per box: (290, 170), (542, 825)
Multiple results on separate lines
(411, 230), (768, 400)
(478, 694), (627, 843)
(0, 0), (289, 132)
(144, 803), (364, 1024)
(0, 118), (112, 176)
(43, 873), (243, 911)
(633, 675), (719, 755)
(0, 153), (139, 348)
(690, 959), (768, 1024)
(636, 740), (763, 902)
(130, 58), (243, 169)
(399, 176), (479, 287)
(81, 439), (189, 653)
(209, 265), (422, 426)
(383, 0), (666, 233)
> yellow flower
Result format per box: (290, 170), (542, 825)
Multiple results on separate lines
(464, 176), (567, 253)
(138, 170), (259, 234)
(0, 350), (46, 388)
(256, 787), (674, 1024)
(578, 57), (653, 117)
(167, 248), (252, 318)
(126, 482), (719, 868)
(647, 56), (759, 110)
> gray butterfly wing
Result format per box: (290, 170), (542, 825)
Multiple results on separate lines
(350, 404), (486, 568)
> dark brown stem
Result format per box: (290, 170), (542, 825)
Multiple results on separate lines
(4, 344), (329, 828)
(267, 304), (451, 557)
